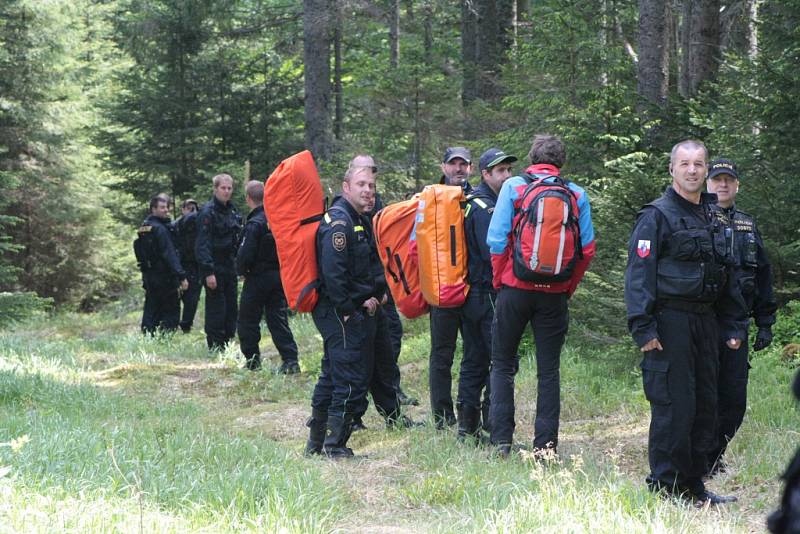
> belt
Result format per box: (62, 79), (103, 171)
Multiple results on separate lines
(657, 299), (714, 314)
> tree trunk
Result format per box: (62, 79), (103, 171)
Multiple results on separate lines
(303, 0), (333, 160)
(637, 0), (670, 110)
(389, 0), (400, 68)
(333, 3), (343, 140)
(680, 0), (721, 97)
(461, 1), (479, 105)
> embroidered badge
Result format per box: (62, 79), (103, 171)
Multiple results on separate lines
(637, 239), (651, 258)
(332, 232), (346, 252)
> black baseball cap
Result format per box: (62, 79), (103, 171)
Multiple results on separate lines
(443, 147), (471, 164)
(708, 158), (739, 180)
(479, 148), (518, 171)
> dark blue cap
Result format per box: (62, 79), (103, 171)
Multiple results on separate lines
(479, 148), (518, 171)
(708, 158), (739, 180)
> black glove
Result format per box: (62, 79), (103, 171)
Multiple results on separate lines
(753, 327), (773, 352)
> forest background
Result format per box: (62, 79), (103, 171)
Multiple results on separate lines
(0, 0), (798, 332)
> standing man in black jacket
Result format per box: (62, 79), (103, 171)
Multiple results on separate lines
(428, 147), (473, 429)
(304, 163), (383, 458)
(135, 195), (188, 334)
(195, 174), (242, 351)
(456, 147), (517, 442)
(705, 158), (778, 474)
(173, 199), (202, 333)
(625, 140), (746, 506)
(236, 180), (299, 373)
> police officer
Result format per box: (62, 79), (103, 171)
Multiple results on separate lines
(347, 155), (419, 432)
(195, 174), (242, 351)
(236, 180), (300, 373)
(428, 147), (473, 429)
(705, 158), (777, 474)
(135, 195), (188, 334)
(455, 147), (517, 442)
(173, 199), (202, 333)
(305, 164), (383, 458)
(625, 140), (746, 505)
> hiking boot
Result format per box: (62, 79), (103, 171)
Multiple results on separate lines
(493, 443), (512, 459)
(386, 414), (424, 430)
(350, 419), (368, 432)
(434, 413), (457, 430)
(398, 389), (419, 406)
(244, 355), (262, 371)
(322, 415), (355, 459)
(693, 490), (737, 507)
(278, 361), (301, 374)
(304, 410), (327, 456)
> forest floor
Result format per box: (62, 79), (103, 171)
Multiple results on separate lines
(1, 295), (798, 533)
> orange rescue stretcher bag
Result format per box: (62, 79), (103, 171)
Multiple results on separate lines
(415, 184), (469, 308)
(264, 150), (324, 312)
(373, 196), (429, 318)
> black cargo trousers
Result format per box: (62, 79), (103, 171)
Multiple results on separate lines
(237, 270), (298, 364)
(310, 300), (376, 446)
(642, 304), (719, 496)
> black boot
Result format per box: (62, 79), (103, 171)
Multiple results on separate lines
(304, 409), (327, 456)
(397, 388), (420, 406)
(458, 405), (489, 444)
(244, 354), (262, 371)
(322, 415), (355, 459)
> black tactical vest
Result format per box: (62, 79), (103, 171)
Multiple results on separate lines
(649, 195), (731, 303)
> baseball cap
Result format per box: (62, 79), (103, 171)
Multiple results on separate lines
(479, 148), (518, 171)
(708, 158), (739, 180)
(442, 147), (471, 164)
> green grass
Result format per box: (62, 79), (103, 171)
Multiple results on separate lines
(1, 294), (798, 532)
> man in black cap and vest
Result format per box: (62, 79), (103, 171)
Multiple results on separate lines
(705, 158), (777, 475)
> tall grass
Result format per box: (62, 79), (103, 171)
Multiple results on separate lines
(1, 296), (798, 532)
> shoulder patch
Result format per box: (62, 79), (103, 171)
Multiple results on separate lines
(330, 220), (347, 227)
(332, 231), (346, 252)
(637, 239), (651, 258)
(138, 225), (153, 233)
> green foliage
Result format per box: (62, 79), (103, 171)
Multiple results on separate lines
(0, 292), (52, 326)
(772, 300), (800, 347)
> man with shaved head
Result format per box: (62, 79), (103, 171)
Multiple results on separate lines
(625, 140), (746, 506)
(236, 180), (299, 372)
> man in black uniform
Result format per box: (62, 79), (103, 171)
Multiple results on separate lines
(456, 147), (517, 441)
(173, 199), (202, 333)
(236, 180), (300, 373)
(428, 147), (473, 429)
(195, 174), (242, 351)
(625, 140), (746, 505)
(135, 195), (188, 334)
(346, 155), (419, 432)
(305, 164), (383, 458)
(705, 158), (777, 473)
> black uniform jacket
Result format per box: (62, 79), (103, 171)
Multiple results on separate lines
(236, 205), (280, 276)
(139, 214), (185, 286)
(625, 186), (748, 347)
(316, 196), (381, 317)
(722, 205), (777, 328)
(195, 196), (242, 278)
(464, 181), (497, 292)
(173, 211), (198, 267)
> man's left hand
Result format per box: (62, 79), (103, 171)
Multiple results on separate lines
(726, 338), (742, 350)
(753, 327), (773, 352)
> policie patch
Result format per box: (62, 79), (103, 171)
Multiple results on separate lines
(332, 232), (346, 252)
(637, 240), (651, 258)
